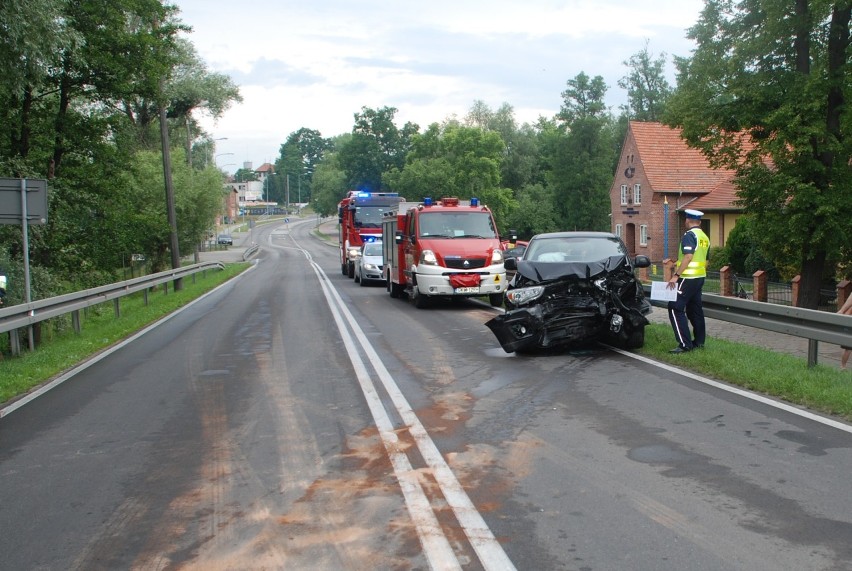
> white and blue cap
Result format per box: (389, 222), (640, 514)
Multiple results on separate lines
(684, 209), (704, 220)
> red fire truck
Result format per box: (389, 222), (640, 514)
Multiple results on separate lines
(381, 197), (507, 308)
(338, 190), (402, 278)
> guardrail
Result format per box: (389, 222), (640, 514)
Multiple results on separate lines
(643, 285), (852, 367)
(0, 261), (224, 355)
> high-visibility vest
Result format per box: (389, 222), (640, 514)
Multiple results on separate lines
(678, 228), (709, 278)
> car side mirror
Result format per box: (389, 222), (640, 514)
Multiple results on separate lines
(504, 257), (518, 271)
(633, 255), (651, 268)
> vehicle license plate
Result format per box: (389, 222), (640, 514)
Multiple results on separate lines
(455, 286), (480, 294)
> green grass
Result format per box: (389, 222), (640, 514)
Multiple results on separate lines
(639, 323), (852, 420)
(0, 263), (248, 404)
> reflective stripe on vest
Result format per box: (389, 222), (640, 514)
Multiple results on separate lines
(679, 228), (709, 278)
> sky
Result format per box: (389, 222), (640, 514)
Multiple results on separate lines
(174, 0), (706, 175)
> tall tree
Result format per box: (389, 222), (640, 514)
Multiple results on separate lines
(618, 40), (673, 121)
(338, 106), (418, 191)
(549, 72), (617, 231)
(275, 128), (331, 203)
(666, 0), (852, 308)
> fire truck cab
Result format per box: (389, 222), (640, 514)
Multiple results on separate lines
(382, 197), (506, 308)
(338, 190), (401, 278)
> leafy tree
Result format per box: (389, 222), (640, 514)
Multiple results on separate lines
(505, 183), (561, 238)
(275, 128), (332, 204)
(311, 151), (348, 217)
(167, 39), (242, 165)
(666, 0), (852, 308)
(118, 148), (223, 272)
(618, 40), (673, 121)
(338, 106), (418, 191)
(549, 72), (617, 231)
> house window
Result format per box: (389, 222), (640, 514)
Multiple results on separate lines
(620, 185), (628, 206)
(633, 184), (641, 205)
(615, 224), (622, 238)
(639, 224), (648, 246)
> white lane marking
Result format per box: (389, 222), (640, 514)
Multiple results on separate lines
(306, 258), (517, 571)
(311, 265), (462, 571)
(609, 347), (852, 434)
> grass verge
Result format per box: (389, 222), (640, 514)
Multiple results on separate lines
(0, 263), (248, 404)
(638, 323), (852, 421)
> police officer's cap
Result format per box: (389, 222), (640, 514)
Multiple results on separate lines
(684, 209), (704, 220)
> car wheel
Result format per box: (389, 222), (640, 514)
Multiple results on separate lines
(489, 293), (503, 307)
(410, 286), (429, 309)
(342, 262), (348, 276)
(354, 269), (360, 283)
(347, 261), (355, 279)
(626, 326), (645, 349)
(359, 270), (367, 287)
(389, 281), (402, 298)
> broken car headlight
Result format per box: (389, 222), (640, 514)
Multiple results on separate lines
(506, 285), (545, 306)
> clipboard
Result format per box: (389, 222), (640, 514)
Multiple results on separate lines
(650, 280), (678, 302)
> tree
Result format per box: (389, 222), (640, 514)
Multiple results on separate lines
(275, 128), (332, 203)
(666, 0), (852, 308)
(549, 73), (617, 231)
(311, 151), (348, 217)
(618, 40), (673, 121)
(338, 106), (418, 191)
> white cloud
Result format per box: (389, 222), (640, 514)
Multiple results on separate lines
(178, 0), (704, 173)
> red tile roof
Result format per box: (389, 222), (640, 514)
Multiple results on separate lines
(255, 163), (275, 173)
(630, 121), (734, 196)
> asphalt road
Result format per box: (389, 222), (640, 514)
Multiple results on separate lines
(2, 217), (852, 570)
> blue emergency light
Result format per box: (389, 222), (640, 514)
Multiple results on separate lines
(363, 235), (378, 242)
(470, 197), (479, 206)
(423, 197), (433, 206)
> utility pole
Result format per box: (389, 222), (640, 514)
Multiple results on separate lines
(159, 81), (182, 291)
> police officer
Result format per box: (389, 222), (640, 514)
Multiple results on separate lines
(666, 209), (710, 353)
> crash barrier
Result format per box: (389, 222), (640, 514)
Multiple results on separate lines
(643, 286), (852, 368)
(0, 261), (225, 356)
(242, 244), (259, 261)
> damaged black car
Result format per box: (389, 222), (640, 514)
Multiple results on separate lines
(486, 232), (652, 353)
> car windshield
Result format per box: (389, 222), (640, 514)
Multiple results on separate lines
(525, 236), (627, 262)
(417, 212), (497, 239)
(363, 242), (382, 256)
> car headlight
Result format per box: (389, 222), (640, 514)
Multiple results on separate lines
(491, 249), (503, 264)
(505, 285), (545, 306)
(363, 263), (378, 271)
(348, 247), (360, 260)
(420, 249), (438, 265)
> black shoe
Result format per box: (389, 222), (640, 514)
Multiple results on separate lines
(670, 346), (691, 354)
(693, 344), (704, 349)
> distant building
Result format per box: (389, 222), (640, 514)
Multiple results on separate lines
(610, 121), (744, 262)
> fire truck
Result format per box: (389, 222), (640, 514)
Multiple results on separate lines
(381, 197), (507, 308)
(338, 190), (402, 278)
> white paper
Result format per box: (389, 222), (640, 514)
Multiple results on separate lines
(650, 280), (678, 302)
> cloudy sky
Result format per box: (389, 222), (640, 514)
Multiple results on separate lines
(174, 0), (705, 174)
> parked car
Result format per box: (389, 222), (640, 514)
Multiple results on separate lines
(354, 240), (384, 286)
(217, 234), (233, 245)
(486, 231), (651, 353)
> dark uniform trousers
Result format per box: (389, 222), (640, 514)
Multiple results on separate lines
(667, 277), (706, 350)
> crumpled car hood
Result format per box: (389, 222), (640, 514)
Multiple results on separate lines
(514, 255), (630, 283)
(486, 254), (650, 353)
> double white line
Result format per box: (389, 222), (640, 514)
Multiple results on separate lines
(308, 254), (516, 571)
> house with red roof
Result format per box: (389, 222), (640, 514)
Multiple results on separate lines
(610, 121), (744, 262)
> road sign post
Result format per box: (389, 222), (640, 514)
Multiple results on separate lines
(0, 178), (49, 352)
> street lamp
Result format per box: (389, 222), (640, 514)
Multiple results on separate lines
(215, 152), (234, 167)
(204, 138), (228, 167)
